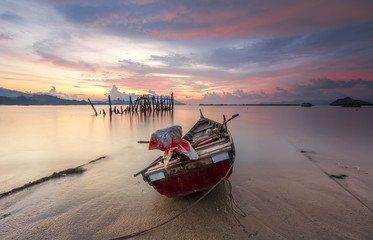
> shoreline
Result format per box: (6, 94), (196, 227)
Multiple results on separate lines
(1, 147), (372, 239)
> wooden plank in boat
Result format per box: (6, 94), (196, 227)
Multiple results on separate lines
(193, 124), (214, 134)
(191, 131), (206, 141)
(195, 138), (226, 150)
(193, 133), (222, 144)
(197, 142), (232, 157)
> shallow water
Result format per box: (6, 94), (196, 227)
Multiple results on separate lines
(1, 105), (373, 192)
(1, 105), (373, 239)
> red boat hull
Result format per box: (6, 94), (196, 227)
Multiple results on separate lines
(150, 159), (233, 197)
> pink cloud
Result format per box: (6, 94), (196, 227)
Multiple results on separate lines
(34, 54), (98, 72)
(0, 33), (14, 41)
(149, 1), (373, 39)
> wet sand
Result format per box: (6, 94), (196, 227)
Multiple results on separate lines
(1, 146), (372, 240)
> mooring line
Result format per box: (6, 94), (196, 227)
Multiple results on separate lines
(110, 165), (257, 239)
(224, 179), (258, 238)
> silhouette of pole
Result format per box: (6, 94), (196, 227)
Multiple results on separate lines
(108, 95), (112, 115)
(171, 93), (174, 111)
(129, 96), (133, 112)
(88, 98), (97, 116)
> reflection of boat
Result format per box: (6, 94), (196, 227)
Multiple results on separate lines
(300, 102), (313, 107)
(135, 111), (238, 197)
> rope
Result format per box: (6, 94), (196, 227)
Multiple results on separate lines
(110, 165), (255, 239)
(224, 178), (258, 238)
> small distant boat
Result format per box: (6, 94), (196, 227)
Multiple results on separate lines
(134, 111), (238, 197)
(300, 102), (313, 107)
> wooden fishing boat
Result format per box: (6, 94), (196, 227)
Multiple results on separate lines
(134, 111), (238, 197)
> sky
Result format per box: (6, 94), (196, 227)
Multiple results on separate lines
(1, 0), (373, 103)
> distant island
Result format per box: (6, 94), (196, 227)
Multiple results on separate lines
(200, 97), (373, 107)
(329, 97), (372, 106)
(0, 87), (184, 105)
(199, 103), (299, 106)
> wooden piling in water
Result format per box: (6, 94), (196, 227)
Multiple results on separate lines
(147, 96), (151, 112)
(88, 98), (98, 116)
(161, 96), (163, 111)
(90, 92), (174, 116)
(129, 96), (133, 112)
(108, 95), (112, 115)
(152, 96), (155, 111)
(171, 93), (174, 111)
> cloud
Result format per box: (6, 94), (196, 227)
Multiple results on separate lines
(289, 78), (373, 99)
(105, 85), (162, 100)
(0, 33), (14, 40)
(34, 86), (85, 100)
(148, 53), (198, 67)
(35, 86), (63, 97)
(309, 78), (373, 89)
(202, 21), (373, 70)
(203, 88), (290, 102)
(105, 85), (131, 100)
(0, 11), (23, 22)
(118, 59), (145, 67)
(203, 92), (222, 101)
(51, 1), (373, 40)
(291, 78), (373, 99)
(32, 39), (98, 72)
(49, 86), (62, 95)
(203, 78), (373, 103)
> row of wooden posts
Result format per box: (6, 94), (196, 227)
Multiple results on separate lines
(88, 93), (174, 116)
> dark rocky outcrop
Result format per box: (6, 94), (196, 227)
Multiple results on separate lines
(329, 97), (372, 106)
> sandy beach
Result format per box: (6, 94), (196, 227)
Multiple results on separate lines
(1, 144), (372, 239)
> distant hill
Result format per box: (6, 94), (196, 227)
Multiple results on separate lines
(329, 97), (372, 106)
(0, 87), (90, 105)
(265, 99), (331, 105)
(0, 94), (89, 105)
(0, 87), (32, 98)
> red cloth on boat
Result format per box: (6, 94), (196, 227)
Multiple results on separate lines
(148, 126), (198, 167)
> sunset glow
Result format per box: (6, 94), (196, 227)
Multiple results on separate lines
(1, 0), (373, 103)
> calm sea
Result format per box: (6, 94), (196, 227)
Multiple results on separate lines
(0, 105), (372, 193)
